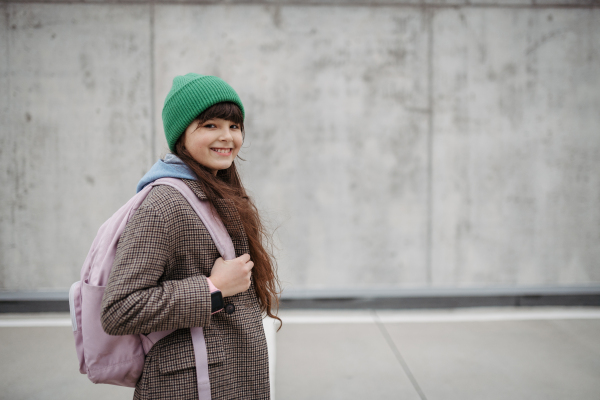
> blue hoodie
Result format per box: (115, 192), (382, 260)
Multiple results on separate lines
(136, 154), (197, 193)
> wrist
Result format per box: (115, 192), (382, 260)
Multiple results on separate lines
(208, 277), (234, 297)
(206, 277), (220, 293)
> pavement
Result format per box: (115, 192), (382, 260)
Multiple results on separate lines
(1, 307), (599, 400)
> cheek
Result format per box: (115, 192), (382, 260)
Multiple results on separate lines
(185, 135), (210, 153)
(235, 134), (244, 149)
(231, 135), (243, 156)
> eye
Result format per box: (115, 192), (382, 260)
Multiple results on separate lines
(230, 124), (240, 130)
(203, 123), (216, 128)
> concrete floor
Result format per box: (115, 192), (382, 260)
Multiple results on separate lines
(1, 308), (599, 400)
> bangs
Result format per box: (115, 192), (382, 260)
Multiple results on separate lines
(197, 102), (244, 127)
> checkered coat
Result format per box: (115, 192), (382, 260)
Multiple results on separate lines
(101, 179), (270, 400)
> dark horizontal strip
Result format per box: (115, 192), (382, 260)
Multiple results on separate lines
(3, 285), (598, 302)
(1, 293), (599, 312)
(0, 300), (71, 313)
(280, 294), (600, 309)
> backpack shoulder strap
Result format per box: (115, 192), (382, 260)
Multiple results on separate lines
(149, 178), (231, 400)
(151, 178), (237, 261)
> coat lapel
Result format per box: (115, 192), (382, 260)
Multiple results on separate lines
(183, 179), (249, 257)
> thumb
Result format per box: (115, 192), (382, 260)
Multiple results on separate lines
(238, 253), (251, 263)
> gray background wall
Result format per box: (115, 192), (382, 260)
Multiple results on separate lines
(1, 0), (599, 294)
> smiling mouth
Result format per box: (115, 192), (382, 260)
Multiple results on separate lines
(211, 148), (232, 155)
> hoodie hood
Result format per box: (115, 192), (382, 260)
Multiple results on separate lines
(136, 153), (197, 193)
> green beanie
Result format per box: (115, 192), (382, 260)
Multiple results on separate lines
(162, 73), (245, 152)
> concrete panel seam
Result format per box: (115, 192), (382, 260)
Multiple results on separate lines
(425, 7), (434, 285)
(150, 2), (156, 161)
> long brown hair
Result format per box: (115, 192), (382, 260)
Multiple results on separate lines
(174, 102), (281, 324)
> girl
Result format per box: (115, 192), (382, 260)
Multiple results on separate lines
(101, 73), (280, 400)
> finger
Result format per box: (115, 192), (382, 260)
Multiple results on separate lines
(238, 253), (251, 263)
(246, 261), (254, 270)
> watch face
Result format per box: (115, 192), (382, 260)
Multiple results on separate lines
(211, 291), (224, 312)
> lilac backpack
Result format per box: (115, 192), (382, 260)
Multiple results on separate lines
(69, 178), (236, 398)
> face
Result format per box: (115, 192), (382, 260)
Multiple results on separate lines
(182, 117), (243, 175)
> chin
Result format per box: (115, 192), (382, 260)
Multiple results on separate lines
(214, 162), (233, 171)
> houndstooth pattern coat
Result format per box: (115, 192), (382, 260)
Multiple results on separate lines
(101, 179), (270, 400)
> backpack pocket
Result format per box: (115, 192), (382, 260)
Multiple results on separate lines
(81, 281), (145, 387)
(69, 281), (86, 374)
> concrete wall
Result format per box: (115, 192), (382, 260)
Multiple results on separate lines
(0, 1), (598, 293)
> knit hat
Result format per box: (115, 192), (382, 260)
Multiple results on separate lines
(162, 73), (245, 152)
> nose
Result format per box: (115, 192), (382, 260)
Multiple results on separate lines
(218, 126), (234, 142)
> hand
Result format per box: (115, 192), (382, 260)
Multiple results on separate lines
(208, 254), (254, 298)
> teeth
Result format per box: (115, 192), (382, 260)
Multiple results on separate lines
(213, 148), (230, 154)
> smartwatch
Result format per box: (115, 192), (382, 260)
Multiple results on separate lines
(211, 290), (224, 313)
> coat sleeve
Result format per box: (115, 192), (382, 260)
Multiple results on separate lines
(100, 202), (212, 336)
